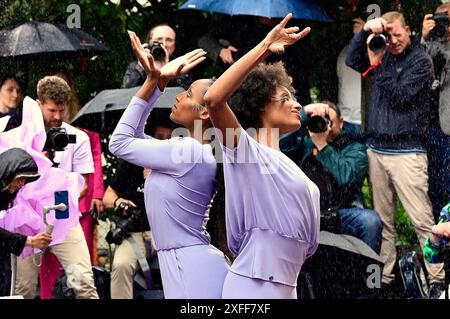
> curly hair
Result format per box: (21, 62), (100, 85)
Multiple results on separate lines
(36, 76), (71, 106)
(229, 62), (294, 130)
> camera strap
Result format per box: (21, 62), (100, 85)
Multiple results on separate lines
(126, 236), (153, 290)
(362, 59), (382, 78)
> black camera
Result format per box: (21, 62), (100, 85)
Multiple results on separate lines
(43, 127), (76, 152)
(320, 209), (341, 233)
(430, 12), (449, 41)
(368, 32), (389, 53)
(306, 115), (332, 133)
(148, 41), (166, 61)
(105, 202), (150, 245)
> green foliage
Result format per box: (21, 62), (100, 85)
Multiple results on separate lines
(0, 0), (439, 249)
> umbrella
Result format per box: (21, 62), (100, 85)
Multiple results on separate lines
(71, 86), (184, 133)
(178, 0), (332, 22)
(0, 21), (108, 58)
(298, 231), (383, 299)
(0, 21), (108, 89)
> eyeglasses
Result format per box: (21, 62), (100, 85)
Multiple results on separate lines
(270, 94), (297, 103)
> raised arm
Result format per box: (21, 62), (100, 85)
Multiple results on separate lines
(109, 32), (207, 174)
(204, 13), (311, 148)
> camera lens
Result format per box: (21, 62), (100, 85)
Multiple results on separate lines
(368, 34), (387, 52)
(306, 116), (331, 133)
(431, 13), (449, 41)
(105, 227), (126, 245)
(150, 42), (166, 61)
(52, 132), (70, 149)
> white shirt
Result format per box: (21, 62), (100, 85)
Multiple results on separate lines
(52, 122), (94, 175)
(337, 45), (362, 125)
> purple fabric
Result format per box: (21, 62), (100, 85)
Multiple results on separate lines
(0, 97), (83, 258)
(221, 129), (320, 297)
(109, 89), (229, 298)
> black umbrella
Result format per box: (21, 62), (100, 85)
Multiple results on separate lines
(298, 231), (384, 299)
(0, 21), (108, 58)
(71, 86), (184, 133)
(0, 21), (108, 87)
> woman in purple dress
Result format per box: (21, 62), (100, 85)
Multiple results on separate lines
(109, 32), (229, 298)
(204, 13), (321, 299)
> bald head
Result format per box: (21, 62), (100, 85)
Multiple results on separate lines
(146, 24), (176, 58)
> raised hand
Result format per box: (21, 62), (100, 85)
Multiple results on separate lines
(264, 13), (311, 54)
(158, 48), (206, 90)
(160, 48), (207, 79)
(422, 14), (435, 41)
(128, 30), (160, 76)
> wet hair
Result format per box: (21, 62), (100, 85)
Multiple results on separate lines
(382, 11), (407, 27)
(37, 76), (71, 106)
(320, 100), (342, 118)
(192, 79), (215, 112)
(51, 69), (81, 122)
(0, 75), (22, 90)
(229, 62), (295, 130)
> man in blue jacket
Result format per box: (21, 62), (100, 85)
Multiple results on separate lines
(346, 11), (445, 298)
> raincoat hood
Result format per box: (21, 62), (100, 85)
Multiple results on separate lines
(0, 148), (40, 191)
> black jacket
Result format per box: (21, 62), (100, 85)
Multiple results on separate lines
(0, 148), (40, 256)
(346, 30), (434, 149)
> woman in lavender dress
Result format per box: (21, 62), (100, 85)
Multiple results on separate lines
(109, 32), (229, 298)
(204, 14), (321, 299)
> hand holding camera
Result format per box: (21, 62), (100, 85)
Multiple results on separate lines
(105, 199), (150, 245)
(364, 18), (389, 63)
(303, 103), (332, 150)
(43, 127), (77, 167)
(422, 12), (449, 42)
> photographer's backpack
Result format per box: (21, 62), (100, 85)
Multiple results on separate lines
(398, 251), (426, 299)
(52, 266), (110, 299)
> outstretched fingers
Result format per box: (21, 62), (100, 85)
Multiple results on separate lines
(184, 48), (205, 59)
(285, 26), (300, 34)
(128, 31), (138, 52)
(291, 27), (311, 40)
(186, 49), (207, 64)
(279, 13), (293, 29)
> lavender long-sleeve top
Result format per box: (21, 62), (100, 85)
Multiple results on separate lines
(109, 89), (216, 250)
(222, 129), (321, 287)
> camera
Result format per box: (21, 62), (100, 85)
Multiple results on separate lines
(148, 41), (166, 61)
(368, 32), (389, 53)
(306, 115), (332, 133)
(43, 127), (76, 152)
(430, 12), (449, 41)
(105, 202), (150, 245)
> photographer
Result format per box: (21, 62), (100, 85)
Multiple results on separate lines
(103, 123), (172, 299)
(346, 11), (445, 298)
(421, 4), (450, 221)
(0, 148), (52, 296)
(280, 102), (381, 254)
(121, 24), (191, 90)
(14, 76), (99, 299)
